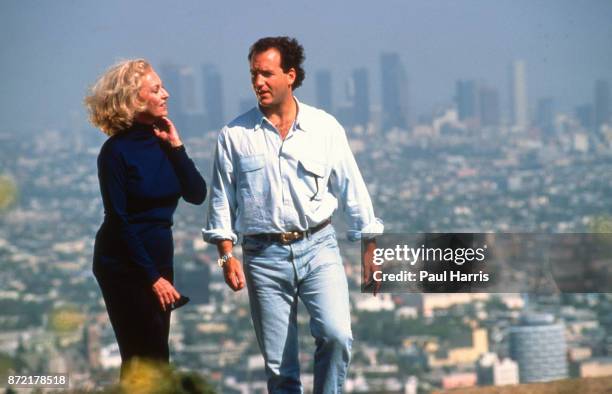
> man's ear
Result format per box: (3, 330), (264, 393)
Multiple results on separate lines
(286, 68), (296, 87)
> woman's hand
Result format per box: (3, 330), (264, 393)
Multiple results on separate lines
(153, 116), (183, 148)
(152, 277), (181, 311)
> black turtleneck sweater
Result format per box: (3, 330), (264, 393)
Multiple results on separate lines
(93, 123), (206, 283)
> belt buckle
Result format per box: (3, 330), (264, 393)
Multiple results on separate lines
(280, 231), (302, 245)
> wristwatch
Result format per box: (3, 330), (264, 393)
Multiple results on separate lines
(217, 253), (233, 268)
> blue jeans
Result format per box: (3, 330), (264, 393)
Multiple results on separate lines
(242, 224), (352, 394)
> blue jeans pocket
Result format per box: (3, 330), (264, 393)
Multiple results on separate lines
(242, 236), (269, 255)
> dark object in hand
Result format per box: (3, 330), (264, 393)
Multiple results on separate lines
(170, 295), (190, 310)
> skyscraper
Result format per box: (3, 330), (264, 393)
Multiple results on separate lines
(381, 52), (410, 131)
(456, 80), (480, 123)
(315, 69), (333, 114)
(510, 313), (568, 383)
(576, 104), (594, 132)
(479, 85), (500, 127)
(510, 60), (529, 130)
(179, 67), (198, 114)
(202, 64), (225, 131)
(536, 98), (555, 136)
(179, 66), (206, 137)
(335, 78), (356, 127)
(594, 79), (610, 131)
(352, 67), (370, 127)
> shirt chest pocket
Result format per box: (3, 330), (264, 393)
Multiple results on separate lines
(237, 154), (267, 199)
(298, 158), (327, 201)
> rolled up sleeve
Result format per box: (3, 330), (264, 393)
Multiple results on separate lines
(202, 130), (239, 244)
(328, 122), (384, 241)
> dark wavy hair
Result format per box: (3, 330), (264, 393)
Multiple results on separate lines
(248, 36), (306, 90)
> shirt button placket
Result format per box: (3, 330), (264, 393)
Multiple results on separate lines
(279, 143), (291, 206)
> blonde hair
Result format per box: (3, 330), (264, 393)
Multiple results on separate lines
(84, 59), (152, 136)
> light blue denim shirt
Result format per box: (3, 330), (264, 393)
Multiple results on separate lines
(202, 98), (384, 244)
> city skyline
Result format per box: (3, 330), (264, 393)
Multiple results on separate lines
(2, 1), (612, 132)
(2, 2), (612, 391)
(155, 53), (610, 135)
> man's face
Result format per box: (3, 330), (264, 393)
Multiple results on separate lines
(250, 48), (296, 108)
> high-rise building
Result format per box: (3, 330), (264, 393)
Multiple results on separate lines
(536, 98), (555, 136)
(315, 69), (333, 113)
(352, 68), (370, 127)
(179, 67), (198, 114)
(479, 85), (500, 127)
(594, 79), (610, 131)
(510, 313), (568, 383)
(575, 104), (594, 132)
(380, 52), (410, 131)
(202, 64), (225, 131)
(456, 80), (480, 123)
(510, 60), (529, 130)
(177, 66), (207, 137)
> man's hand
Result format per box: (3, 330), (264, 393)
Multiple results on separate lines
(362, 239), (381, 296)
(217, 239), (245, 291)
(152, 277), (180, 311)
(223, 257), (246, 291)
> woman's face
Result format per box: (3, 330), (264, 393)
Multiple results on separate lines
(136, 69), (169, 123)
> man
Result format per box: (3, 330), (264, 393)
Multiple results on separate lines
(203, 36), (383, 394)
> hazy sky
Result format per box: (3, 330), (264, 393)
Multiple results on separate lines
(2, 0), (611, 132)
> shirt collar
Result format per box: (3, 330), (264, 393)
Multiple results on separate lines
(253, 96), (310, 132)
(293, 97), (309, 132)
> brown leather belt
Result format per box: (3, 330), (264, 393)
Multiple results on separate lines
(248, 218), (332, 245)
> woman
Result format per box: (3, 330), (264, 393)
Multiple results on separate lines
(84, 59), (206, 373)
